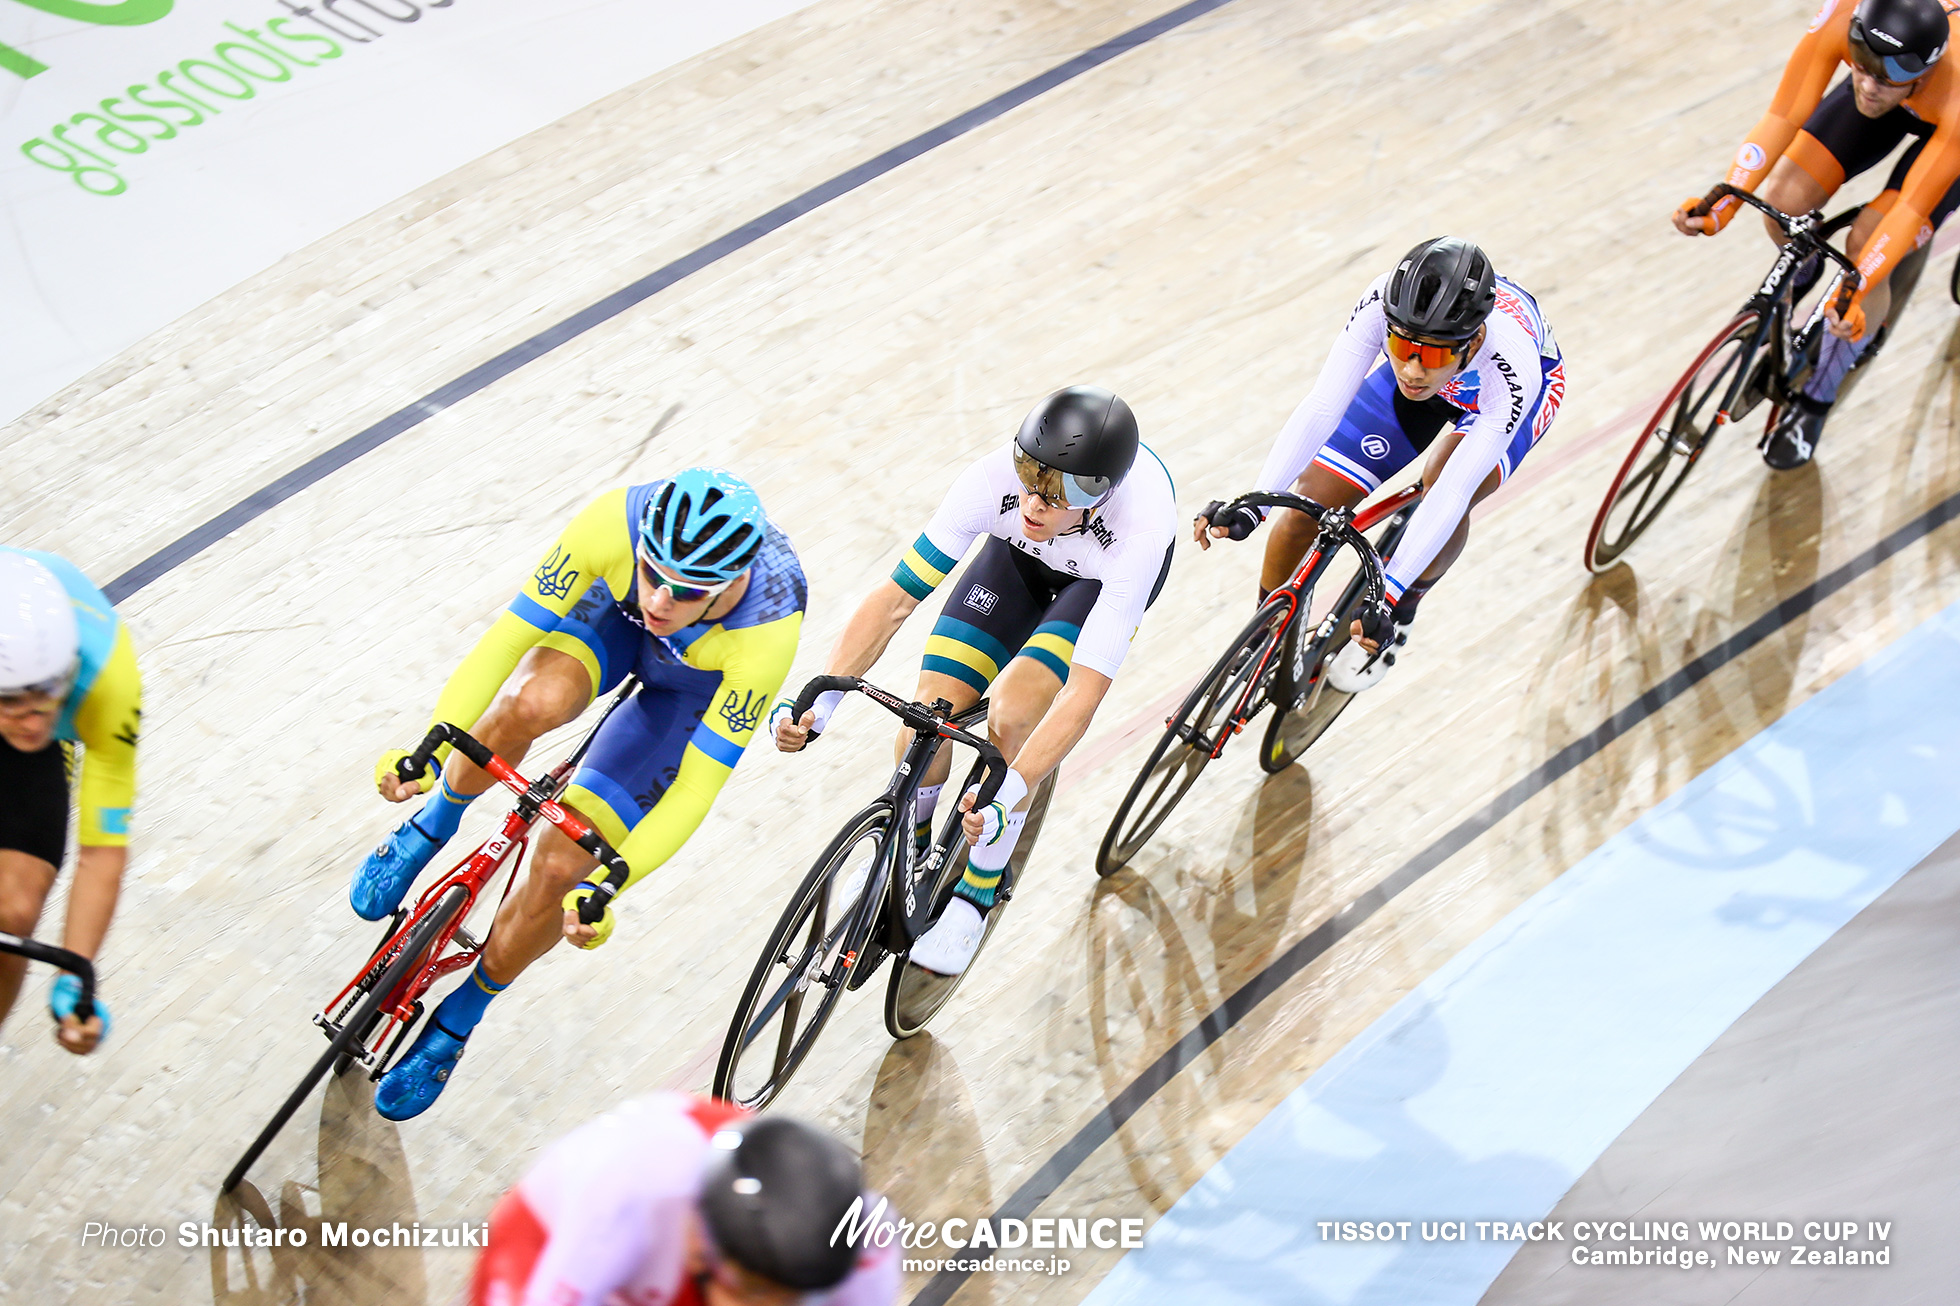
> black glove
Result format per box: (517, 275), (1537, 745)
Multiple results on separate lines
(1357, 598), (1397, 645)
(1203, 500), (1263, 541)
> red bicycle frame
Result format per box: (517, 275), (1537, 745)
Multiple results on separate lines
(1190, 485), (1415, 757)
(324, 716), (634, 1078)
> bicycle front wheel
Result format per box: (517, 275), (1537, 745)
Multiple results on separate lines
(714, 804), (890, 1110)
(222, 884), (468, 1192)
(1096, 601), (1290, 877)
(1585, 310), (1762, 573)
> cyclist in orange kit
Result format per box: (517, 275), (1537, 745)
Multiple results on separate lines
(1675, 0), (1959, 467)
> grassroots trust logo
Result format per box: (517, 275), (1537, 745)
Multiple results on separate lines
(16, 1), (460, 196)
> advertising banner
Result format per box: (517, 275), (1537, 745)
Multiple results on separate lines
(0, 0), (814, 424)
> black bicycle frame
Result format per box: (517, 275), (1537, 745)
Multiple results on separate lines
(787, 675), (1007, 965)
(1690, 184), (1864, 427)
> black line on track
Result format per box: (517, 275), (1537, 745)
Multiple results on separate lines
(100, 0), (1240, 605)
(906, 486), (1960, 1306)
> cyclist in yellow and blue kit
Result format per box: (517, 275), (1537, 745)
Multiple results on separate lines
(0, 548), (141, 1056)
(351, 469), (804, 1120)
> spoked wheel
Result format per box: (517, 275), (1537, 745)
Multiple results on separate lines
(885, 771), (1056, 1038)
(714, 805), (890, 1110)
(222, 884), (467, 1193)
(1585, 310), (1762, 572)
(1095, 601), (1290, 877)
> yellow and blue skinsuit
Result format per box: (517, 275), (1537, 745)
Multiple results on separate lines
(0, 547), (140, 850)
(422, 484), (805, 890)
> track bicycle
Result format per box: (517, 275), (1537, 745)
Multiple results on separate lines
(222, 681), (637, 1192)
(0, 931), (98, 1029)
(1095, 488), (1404, 877)
(713, 674), (1049, 1110)
(1584, 183), (1926, 572)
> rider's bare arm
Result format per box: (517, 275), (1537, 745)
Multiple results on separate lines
(51, 845), (123, 1053)
(824, 579), (921, 679)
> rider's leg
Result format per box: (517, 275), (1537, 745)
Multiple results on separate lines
(375, 818), (599, 1120)
(914, 538), (1049, 853)
(1755, 154), (1834, 247)
(905, 670), (983, 852)
(950, 653), (1063, 912)
(418, 648), (594, 832)
(1259, 464), (1367, 596)
(354, 647), (595, 920)
(1260, 362), (1425, 595)
(0, 851), (57, 1034)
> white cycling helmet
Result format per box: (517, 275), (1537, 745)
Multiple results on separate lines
(0, 552), (80, 697)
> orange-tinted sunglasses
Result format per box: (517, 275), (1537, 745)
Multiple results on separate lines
(1384, 329), (1468, 369)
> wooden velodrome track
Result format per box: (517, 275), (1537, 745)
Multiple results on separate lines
(6, 0), (1960, 1300)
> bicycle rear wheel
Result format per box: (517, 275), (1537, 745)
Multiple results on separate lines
(714, 804), (889, 1110)
(1096, 602), (1290, 877)
(1585, 310), (1762, 573)
(222, 884), (467, 1192)
(884, 771), (1055, 1038)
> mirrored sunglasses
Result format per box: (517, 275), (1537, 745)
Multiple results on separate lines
(1384, 328), (1470, 369)
(636, 552), (739, 604)
(1012, 444), (1113, 510)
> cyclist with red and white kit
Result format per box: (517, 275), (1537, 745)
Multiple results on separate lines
(1196, 238), (1564, 687)
(471, 1093), (897, 1306)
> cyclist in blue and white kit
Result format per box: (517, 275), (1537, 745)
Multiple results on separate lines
(1197, 237), (1565, 689)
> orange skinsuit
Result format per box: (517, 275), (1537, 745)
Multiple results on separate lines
(1708, 0), (1960, 331)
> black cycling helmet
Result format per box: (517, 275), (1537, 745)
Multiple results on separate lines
(699, 1116), (866, 1290)
(1383, 237), (1497, 343)
(1013, 385), (1140, 509)
(1849, 0), (1950, 84)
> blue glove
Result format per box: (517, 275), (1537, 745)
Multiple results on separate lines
(50, 973), (111, 1044)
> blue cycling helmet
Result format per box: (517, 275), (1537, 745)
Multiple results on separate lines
(638, 469), (767, 586)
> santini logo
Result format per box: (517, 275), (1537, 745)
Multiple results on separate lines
(964, 585), (999, 615)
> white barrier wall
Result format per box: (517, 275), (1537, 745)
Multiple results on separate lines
(0, 0), (814, 424)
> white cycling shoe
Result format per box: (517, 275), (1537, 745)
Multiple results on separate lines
(909, 897), (987, 976)
(1325, 623), (1410, 694)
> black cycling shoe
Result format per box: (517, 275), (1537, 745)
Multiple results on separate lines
(1762, 395), (1830, 471)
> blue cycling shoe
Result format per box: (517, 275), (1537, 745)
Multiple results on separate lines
(350, 819), (444, 921)
(374, 1022), (467, 1121)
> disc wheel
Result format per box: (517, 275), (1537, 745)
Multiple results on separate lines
(223, 884), (467, 1193)
(1585, 310), (1761, 572)
(884, 771), (1055, 1038)
(1095, 602), (1289, 877)
(713, 804), (889, 1110)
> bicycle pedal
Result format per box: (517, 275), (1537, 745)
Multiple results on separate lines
(452, 927), (481, 953)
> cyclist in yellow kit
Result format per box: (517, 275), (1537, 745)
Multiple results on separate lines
(0, 548), (141, 1056)
(349, 469), (804, 1119)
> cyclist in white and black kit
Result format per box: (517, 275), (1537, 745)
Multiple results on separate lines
(775, 386), (1177, 975)
(1197, 238), (1565, 689)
